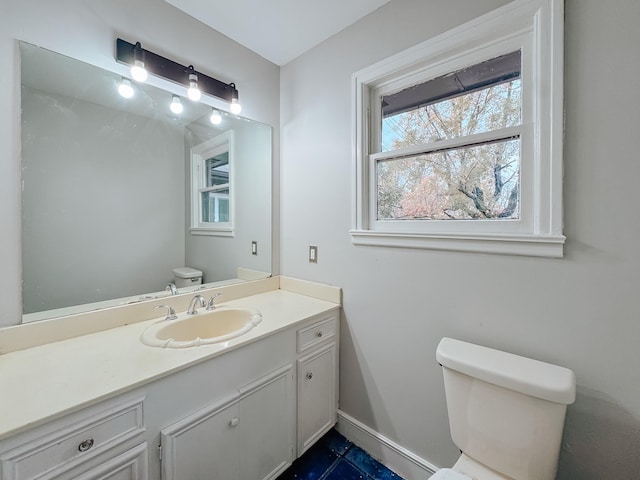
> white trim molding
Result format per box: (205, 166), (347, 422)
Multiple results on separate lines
(351, 0), (565, 258)
(337, 410), (438, 480)
(350, 230), (566, 258)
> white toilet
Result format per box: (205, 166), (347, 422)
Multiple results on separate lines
(433, 337), (576, 480)
(172, 267), (203, 288)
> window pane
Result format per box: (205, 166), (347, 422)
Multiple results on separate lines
(205, 152), (229, 187)
(377, 139), (520, 220)
(201, 189), (229, 223)
(381, 52), (521, 152)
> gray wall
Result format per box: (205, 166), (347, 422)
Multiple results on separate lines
(279, 0), (640, 478)
(0, 0), (280, 325)
(21, 88), (185, 313)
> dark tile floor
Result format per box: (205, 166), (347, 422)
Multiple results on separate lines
(277, 429), (405, 480)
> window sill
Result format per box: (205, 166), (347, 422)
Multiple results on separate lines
(190, 228), (235, 237)
(349, 230), (565, 258)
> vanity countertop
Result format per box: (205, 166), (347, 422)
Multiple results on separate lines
(0, 281), (340, 441)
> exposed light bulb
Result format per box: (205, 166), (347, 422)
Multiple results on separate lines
(210, 108), (222, 125)
(130, 60), (148, 82)
(230, 97), (242, 114)
(118, 78), (134, 98)
(187, 73), (201, 101)
(170, 95), (183, 114)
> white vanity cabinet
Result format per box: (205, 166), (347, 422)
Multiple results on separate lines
(0, 398), (147, 480)
(296, 315), (339, 455)
(160, 364), (294, 480)
(0, 301), (340, 480)
(156, 310), (340, 478)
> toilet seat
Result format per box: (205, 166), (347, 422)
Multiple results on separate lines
(430, 468), (472, 480)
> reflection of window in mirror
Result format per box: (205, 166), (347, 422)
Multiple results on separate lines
(191, 131), (235, 236)
(203, 153), (230, 223)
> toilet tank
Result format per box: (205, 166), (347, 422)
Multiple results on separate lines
(172, 267), (203, 288)
(436, 338), (575, 480)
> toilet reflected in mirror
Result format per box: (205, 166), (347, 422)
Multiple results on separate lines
(172, 268), (203, 289)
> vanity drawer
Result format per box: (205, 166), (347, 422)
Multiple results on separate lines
(1, 398), (144, 480)
(297, 316), (337, 353)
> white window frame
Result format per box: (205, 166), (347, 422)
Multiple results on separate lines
(190, 131), (235, 237)
(351, 0), (565, 257)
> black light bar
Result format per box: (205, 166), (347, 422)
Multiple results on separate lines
(115, 38), (239, 104)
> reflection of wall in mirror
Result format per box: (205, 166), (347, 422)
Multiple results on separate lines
(185, 119), (272, 284)
(21, 86), (186, 314)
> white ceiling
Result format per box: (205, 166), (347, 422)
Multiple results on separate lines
(164, 0), (391, 66)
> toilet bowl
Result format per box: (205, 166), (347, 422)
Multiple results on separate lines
(431, 454), (511, 480)
(430, 468), (471, 480)
(435, 337), (576, 480)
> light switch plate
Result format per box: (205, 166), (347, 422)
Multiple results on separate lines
(309, 245), (318, 263)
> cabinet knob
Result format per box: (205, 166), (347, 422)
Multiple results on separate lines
(78, 438), (94, 452)
(306, 372), (313, 380)
(316, 331), (323, 338)
(229, 417), (240, 428)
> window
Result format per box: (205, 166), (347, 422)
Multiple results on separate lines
(351, 0), (565, 257)
(202, 153), (230, 223)
(191, 131), (234, 236)
(378, 52), (522, 221)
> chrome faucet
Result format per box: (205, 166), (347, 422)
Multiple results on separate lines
(186, 294), (206, 315)
(154, 304), (177, 320)
(206, 292), (224, 310)
(165, 283), (178, 295)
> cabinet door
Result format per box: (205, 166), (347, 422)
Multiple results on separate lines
(160, 395), (240, 480)
(71, 443), (148, 480)
(238, 364), (294, 480)
(297, 343), (337, 455)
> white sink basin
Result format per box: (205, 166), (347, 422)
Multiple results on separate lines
(141, 307), (262, 348)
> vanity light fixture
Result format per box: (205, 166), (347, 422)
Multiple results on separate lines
(170, 95), (184, 114)
(115, 38), (240, 110)
(130, 42), (148, 82)
(210, 108), (222, 125)
(118, 78), (134, 98)
(230, 94), (242, 115)
(187, 70), (201, 101)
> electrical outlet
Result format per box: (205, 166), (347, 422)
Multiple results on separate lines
(251, 241), (258, 255)
(309, 245), (318, 263)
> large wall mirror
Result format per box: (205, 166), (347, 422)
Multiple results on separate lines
(20, 42), (272, 322)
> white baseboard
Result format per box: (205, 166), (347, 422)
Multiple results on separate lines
(337, 410), (438, 480)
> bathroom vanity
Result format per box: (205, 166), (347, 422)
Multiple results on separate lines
(0, 278), (340, 480)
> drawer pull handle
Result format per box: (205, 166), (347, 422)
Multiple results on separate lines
(78, 438), (94, 452)
(229, 417), (240, 428)
(306, 372), (313, 380)
(316, 331), (323, 338)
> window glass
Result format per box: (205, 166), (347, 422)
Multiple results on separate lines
(376, 52), (521, 222)
(201, 189), (230, 223)
(201, 152), (230, 223)
(377, 138), (520, 220)
(381, 52), (521, 150)
(205, 153), (229, 187)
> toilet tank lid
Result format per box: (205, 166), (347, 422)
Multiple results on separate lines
(436, 337), (576, 405)
(173, 267), (203, 279)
